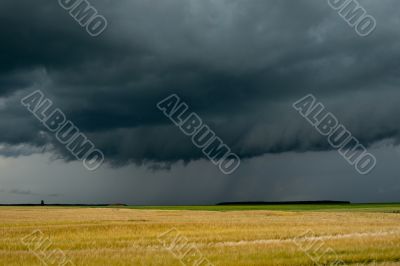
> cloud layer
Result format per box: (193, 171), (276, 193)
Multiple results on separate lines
(1, 0), (400, 167)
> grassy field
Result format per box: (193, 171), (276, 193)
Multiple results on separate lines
(119, 203), (400, 212)
(1, 204), (400, 265)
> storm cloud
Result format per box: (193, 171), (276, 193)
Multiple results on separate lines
(1, 0), (400, 168)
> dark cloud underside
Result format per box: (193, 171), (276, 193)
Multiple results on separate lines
(0, 0), (399, 166)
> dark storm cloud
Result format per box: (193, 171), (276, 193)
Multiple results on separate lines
(1, 0), (400, 166)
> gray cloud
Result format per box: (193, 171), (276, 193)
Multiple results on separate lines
(0, 0), (400, 168)
(1, 148), (400, 205)
(0, 188), (59, 197)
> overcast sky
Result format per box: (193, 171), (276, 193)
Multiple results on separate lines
(1, 0), (400, 204)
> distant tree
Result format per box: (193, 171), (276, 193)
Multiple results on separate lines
(41, 200), (44, 206)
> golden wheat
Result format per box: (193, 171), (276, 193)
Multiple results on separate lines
(0, 207), (399, 265)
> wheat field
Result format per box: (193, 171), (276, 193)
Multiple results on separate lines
(1, 206), (400, 265)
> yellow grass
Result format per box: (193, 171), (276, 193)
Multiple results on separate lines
(1, 207), (400, 265)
